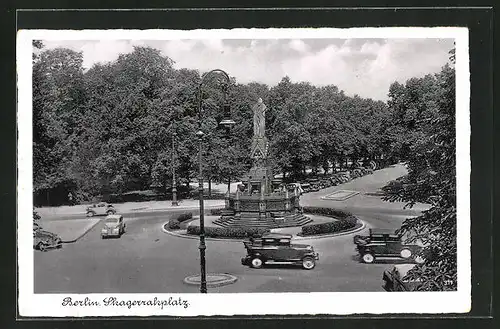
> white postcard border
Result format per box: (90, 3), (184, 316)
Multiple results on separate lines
(17, 27), (470, 317)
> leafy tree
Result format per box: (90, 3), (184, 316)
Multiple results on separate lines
(383, 62), (456, 290)
(32, 43), (451, 211)
(33, 47), (85, 205)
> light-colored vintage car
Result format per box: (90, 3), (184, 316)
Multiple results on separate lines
(101, 214), (126, 239)
(86, 202), (116, 217)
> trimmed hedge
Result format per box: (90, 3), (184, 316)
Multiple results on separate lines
(209, 208), (224, 216)
(177, 212), (193, 222)
(302, 220), (355, 235)
(187, 226), (270, 238)
(302, 207), (353, 219)
(301, 206), (359, 236)
(168, 219), (180, 230)
(167, 212), (193, 230)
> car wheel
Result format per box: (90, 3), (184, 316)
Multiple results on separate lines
(250, 257), (263, 269)
(106, 210), (115, 215)
(414, 255), (425, 264)
(302, 257), (316, 270)
(86, 211), (95, 217)
(362, 253), (375, 263)
(400, 248), (412, 259)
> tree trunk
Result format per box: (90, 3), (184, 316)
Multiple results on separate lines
(227, 178), (231, 194)
(208, 178), (212, 197)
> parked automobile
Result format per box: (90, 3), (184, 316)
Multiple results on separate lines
(305, 179), (321, 192)
(286, 183), (304, 195)
(354, 228), (424, 264)
(320, 179), (332, 188)
(330, 175), (342, 185)
(33, 229), (62, 251)
(101, 214), (126, 239)
(241, 233), (319, 270)
(362, 167), (374, 175)
(298, 183), (311, 193)
(351, 168), (362, 178)
(86, 202), (116, 217)
(382, 264), (422, 291)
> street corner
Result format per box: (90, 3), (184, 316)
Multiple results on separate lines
(42, 218), (102, 243)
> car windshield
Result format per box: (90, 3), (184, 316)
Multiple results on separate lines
(105, 218), (119, 224)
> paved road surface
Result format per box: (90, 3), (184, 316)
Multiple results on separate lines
(34, 164), (423, 293)
(34, 211), (411, 293)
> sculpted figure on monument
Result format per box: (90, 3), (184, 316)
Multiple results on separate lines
(253, 98), (267, 138)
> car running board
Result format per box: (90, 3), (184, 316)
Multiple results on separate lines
(264, 261), (297, 265)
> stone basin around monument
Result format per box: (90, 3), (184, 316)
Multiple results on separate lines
(225, 191), (300, 214)
(213, 189), (312, 229)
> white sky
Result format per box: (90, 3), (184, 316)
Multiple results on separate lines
(41, 38), (454, 101)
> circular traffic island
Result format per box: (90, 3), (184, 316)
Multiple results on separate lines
(183, 273), (238, 288)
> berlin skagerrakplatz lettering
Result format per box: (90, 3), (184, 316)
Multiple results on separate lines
(62, 296), (190, 309)
(102, 296), (189, 309)
(61, 297), (101, 307)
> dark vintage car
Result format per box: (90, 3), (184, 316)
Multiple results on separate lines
(33, 229), (63, 251)
(306, 179), (321, 192)
(241, 233), (319, 270)
(354, 228), (424, 264)
(101, 214), (126, 238)
(382, 264), (422, 291)
(86, 202), (116, 217)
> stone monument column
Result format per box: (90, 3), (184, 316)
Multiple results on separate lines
(250, 98), (268, 163)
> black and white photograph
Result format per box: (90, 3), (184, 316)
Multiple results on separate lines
(17, 27), (470, 316)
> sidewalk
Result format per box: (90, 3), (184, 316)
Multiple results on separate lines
(36, 199), (226, 218)
(36, 181), (237, 217)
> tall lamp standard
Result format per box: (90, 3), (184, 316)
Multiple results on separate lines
(171, 123), (179, 207)
(196, 69), (235, 293)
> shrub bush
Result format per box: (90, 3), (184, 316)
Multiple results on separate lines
(301, 207), (359, 236)
(187, 226), (270, 238)
(176, 212), (193, 222)
(302, 206), (354, 219)
(301, 220), (355, 236)
(343, 215), (358, 226)
(168, 219), (180, 230)
(210, 208), (224, 216)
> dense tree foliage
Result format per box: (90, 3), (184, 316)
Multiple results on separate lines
(383, 51), (457, 290)
(33, 43), (453, 213)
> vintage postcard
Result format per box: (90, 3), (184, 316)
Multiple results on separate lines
(17, 27), (470, 317)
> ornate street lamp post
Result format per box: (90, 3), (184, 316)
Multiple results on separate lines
(197, 69), (234, 293)
(171, 125), (179, 207)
